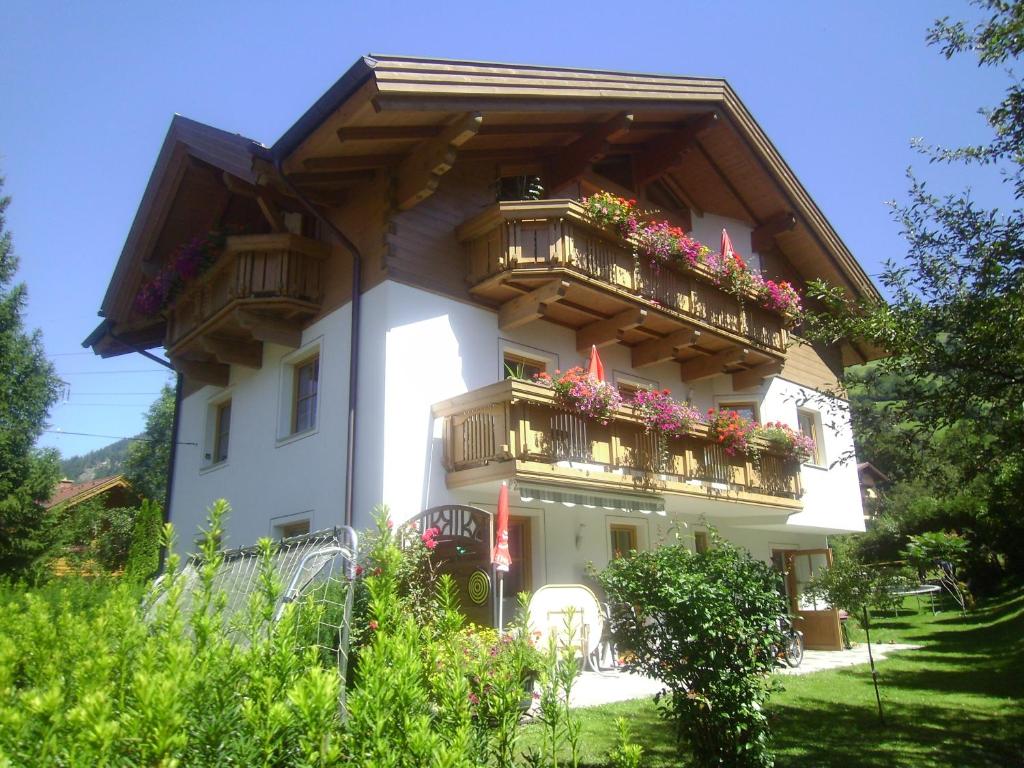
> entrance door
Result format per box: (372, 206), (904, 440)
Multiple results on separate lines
(775, 548), (843, 651)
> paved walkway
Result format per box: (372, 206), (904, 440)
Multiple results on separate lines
(569, 643), (921, 708)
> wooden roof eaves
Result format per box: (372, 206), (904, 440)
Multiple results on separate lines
(96, 116), (266, 324)
(717, 85), (881, 303)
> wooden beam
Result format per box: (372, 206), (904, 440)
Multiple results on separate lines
(302, 154), (404, 172)
(631, 328), (701, 368)
(337, 125), (442, 142)
(396, 112), (483, 210)
(546, 113), (634, 192)
(498, 280), (570, 331)
(287, 170), (377, 187)
(174, 359), (229, 388)
(694, 142), (759, 223)
(201, 337), (263, 369)
(751, 211), (798, 252)
(632, 112), (719, 187)
(235, 310), (302, 348)
(576, 309), (648, 352)
(678, 347), (749, 382)
(255, 196), (285, 233)
(732, 360), (784, 390)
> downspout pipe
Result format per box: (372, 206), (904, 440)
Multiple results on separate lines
(271, 155), (363, 529)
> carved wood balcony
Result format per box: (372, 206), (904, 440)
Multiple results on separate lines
(165, 234), (328, 384)
(457, 200), (789, 385)
(433, 379), (803, 511)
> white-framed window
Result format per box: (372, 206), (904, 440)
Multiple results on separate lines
(797, 408), (825, 466)
(202, 389), (233, 470)
(605, 515), (648, 562)
(613, 371), (659, 401)
(715, 399), (760, 423)
(499, 339), (558, 382)
(277, 339), (322, 442)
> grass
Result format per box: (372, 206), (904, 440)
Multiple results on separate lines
(523, 588), (1024, 767)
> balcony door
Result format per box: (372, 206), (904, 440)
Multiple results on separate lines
(774, 548), (843, 651)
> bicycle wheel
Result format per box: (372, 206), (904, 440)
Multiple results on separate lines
(784, 633), (804, 668)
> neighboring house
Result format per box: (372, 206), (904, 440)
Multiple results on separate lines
(85, 56), (882, 649)
(45, 474), (139, 513)
(857, 461), (890, 519)
(45, 475), (140, 575)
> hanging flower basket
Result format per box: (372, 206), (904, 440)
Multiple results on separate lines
(580, 190), (805, 326)
(756, 422), (815, 462)
(631, 389), (704, 437)
(133, 232), (226, 316)
(533, 367), (622, 425)
(706, 408), (759, 458)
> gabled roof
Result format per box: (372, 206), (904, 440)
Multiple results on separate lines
(86, 116), (267, 355)
(45, 474), (136, 510)
(85, 55), (883, 360)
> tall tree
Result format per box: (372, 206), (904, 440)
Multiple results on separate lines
(0, 174), (64, 575)
(806, 0), (1024, 440)
(805, 1), (1024, 576)
(124, 384), (175, 505)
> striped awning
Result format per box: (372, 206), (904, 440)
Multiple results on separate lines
(515, 483), (665, 515)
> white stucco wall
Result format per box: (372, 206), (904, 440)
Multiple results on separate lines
(168, 308), (351, 549)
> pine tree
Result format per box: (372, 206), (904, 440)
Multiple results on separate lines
(0, 173), (64, 575)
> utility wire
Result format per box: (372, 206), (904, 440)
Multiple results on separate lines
(44, 429), (197, 446)
(57, 369), (173, 375)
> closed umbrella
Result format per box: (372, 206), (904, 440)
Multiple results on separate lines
(586, 344), (606, 381)
(492, 481), (512, 630)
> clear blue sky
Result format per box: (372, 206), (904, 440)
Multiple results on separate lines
(0, 1), (1010, 458)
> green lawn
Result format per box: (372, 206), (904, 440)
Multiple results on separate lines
(524, 589), (1024, 767)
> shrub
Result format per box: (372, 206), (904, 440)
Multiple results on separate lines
(598, 535), (786, 768)
(125, 498), (163, 581)
(0, 501), (540, 767)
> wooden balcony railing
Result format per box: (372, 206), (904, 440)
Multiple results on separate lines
(433, 379), (803, 508)
(458, 200), (787, 353)
(165, 233), (328, 356)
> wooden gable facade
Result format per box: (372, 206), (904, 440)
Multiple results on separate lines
(85, 55), (881, 396)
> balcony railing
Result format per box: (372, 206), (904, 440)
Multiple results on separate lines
(165, 233), (328, 355)
(457, 200), (787, 353)
(433, 379), (803, 507)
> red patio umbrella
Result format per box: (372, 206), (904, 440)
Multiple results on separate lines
(586, 344), (606, 381)
(721, 227), (736, 260)
(492, 481), (512, 630)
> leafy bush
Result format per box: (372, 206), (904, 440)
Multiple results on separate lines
(597, 534), (786, 768)
(0, 501), (540, 767)
(125, 498), (163, 581)
(903, 530), (969, 579)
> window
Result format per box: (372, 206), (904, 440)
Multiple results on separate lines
(617, 381), (643, 399)
(278, 520), (311, 539)
(797, 409), (823, 465)
(694, 530), (710, 554)
(718, 401), (759, 422)
(503, 351), (546, 381)
(213, 400), (231, 464)
(292, 355), (319, 434)
(610, 524), (638, 560)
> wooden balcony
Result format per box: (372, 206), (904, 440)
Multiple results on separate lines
(433, 379), (803, 511)
(165, 234), (328, 384)
(458, 200), (788, 386)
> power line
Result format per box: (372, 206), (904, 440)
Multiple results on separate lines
(57, 369), (173, 375)
(55, 402), (160, 407)
(44, 429), (197, 446)
(66, 391), (162, 396)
